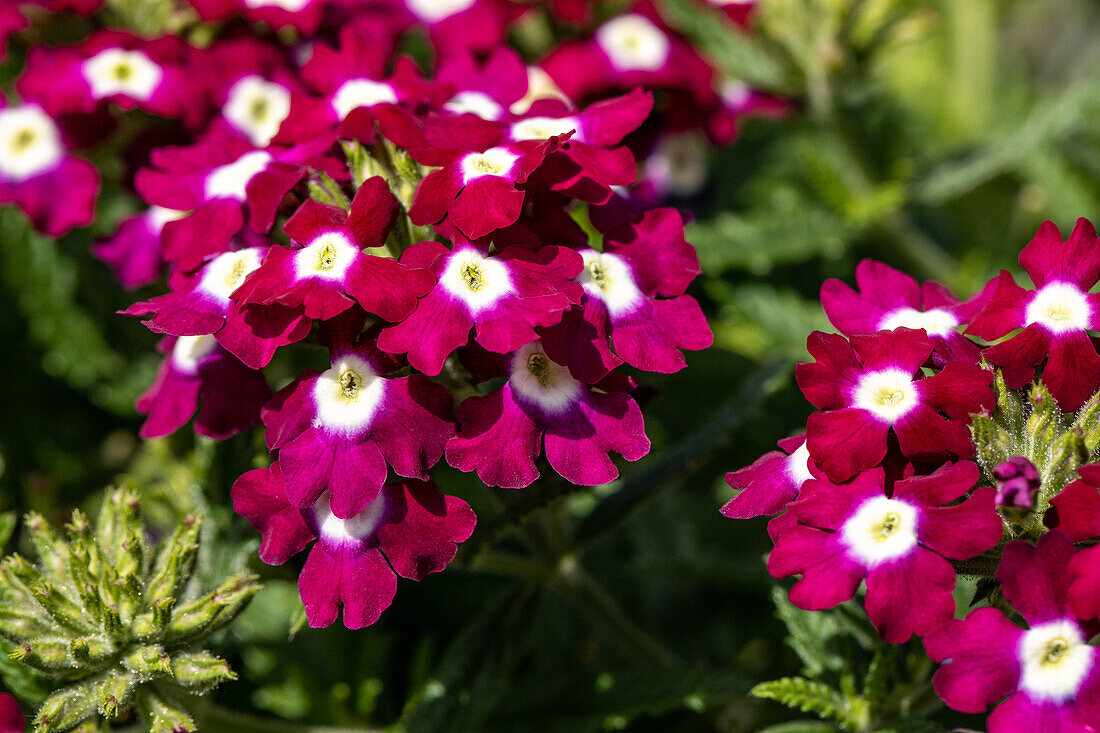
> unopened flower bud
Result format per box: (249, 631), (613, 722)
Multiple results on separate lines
(994, 456), (1041, 510)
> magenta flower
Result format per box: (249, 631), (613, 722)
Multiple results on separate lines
(769, 462), (1001, 643)
(446, 342), (650, 488)
(539, 2), (715, 108)
(135, 136), (323, 271)
(820, 259), (993, 365)
(968, 218), (1100, 411)
(17, 31), (196, 123)
(514, 88), (653, 204)
(0, 692), (23, 733)
(121, 243), (316, 370)
(721, 434), (814, 519)
(541, 207), (711, 382)
(92, 207), (184, 289)
(261, 338), (455, 519)
(401, 0), (520, 56)
(796, 328), (993, 482)
(0, 6), (27, 63)
(288, 27), (440, 148)
(376, 241), (582, 376)
(137, 335), (271, 440)
(233, 177), (434, 323)
(1047, 463), (1100, 543)
(408, 139), (558, 240)
(0, 102), (98, 236)
(189, 0), (326, 34)
(435, 48), (530, 122)
(925, 532), (1100, 731)
(232, 462), (476, 629)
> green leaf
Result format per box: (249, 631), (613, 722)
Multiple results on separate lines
(751, 677), (853, 728)
(0, 512), (16, 552)
(770, 587), (844, 678)
(757, 723), (841, 733)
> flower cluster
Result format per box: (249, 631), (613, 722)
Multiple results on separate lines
(724, 218), (1100, 730)
(0, 0), (759, 630)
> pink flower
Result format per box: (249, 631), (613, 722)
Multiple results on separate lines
(137, 335), (271, 440)
(408, 138), (561, 240)
(968, 218), (1100, 411)
(376, 241), (582, 375)
(721, 434), (814, 519)
(821, 259), (993, 365)
(17, 31), (197, 124)
(926, 532), (1100, 732)
(261, 336), (454, 519)
(232, 177), (434, 323)
(286, 27), (440, 148)
(232, 462), (475, 629)
(135, 135), (325, 271)
(796, 328), (993, 482)
(0, 692), (23, 733)
(514, 88), (653, 204)
(446, 342), (650, 488)
(92, 207), (184, 289)
(0, 102), (98, 236)
(541, 207), (711, 382)
(539, 2), (714, 108)
(400, 0), (521, 56)
(1047, 463), (1100, 543)
(770, 462), (1001, 642)
(189, 0), (327, 34)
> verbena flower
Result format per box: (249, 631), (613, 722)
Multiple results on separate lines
(926, 532), (1100, 731)
(769, 462), (1001, 642)
(796, 328), (993, 482)
(232, 463), (475, 629)
(968, 218), (1100, 411)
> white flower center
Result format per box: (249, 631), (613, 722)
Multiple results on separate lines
(406, 0), (475, 22)
(460, 147), (518, 183)
(1018, 619), (1094, 703)
(785, 442), (813, 487)
(0, 105), (63, 181)
(310, 491), (387, 548)
(197, 248), (264, 302)
(243, 0), (311, 9)
(596, 14), (670, 72)
(853, 369), (918, 423)
(294, 231), (358, 281)
(171, 334), (217, 374)
(643, 133), (708, 197)
(331, 78), (397, 119)
(511, 116), (581, 142)
(445, 91), (504, 121)
(509, 343), (582, 413)
(313, 354), (386, 434)
(510, 67), (570, 115)
(146, 206), (188, 234)
(438, 249), (514, 314)
(576, 250), (644, 318)
(82, 48), (163, 101)
(204, 150), (273, 201)
(1025, 282), (1091, 334)
(878, 307), (960, 337)
(720, 79), (752, 107)
(840, 496), (919, 566)
(222, 75), (291, 147)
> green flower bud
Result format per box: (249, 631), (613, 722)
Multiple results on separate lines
(0, 489), (258, 732)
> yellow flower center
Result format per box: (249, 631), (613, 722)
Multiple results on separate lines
(527, 352), (552, 387)
(1044, 638), (1070, 665)
(461, 263), (484, 291)
(340, 368), (362, 399)
(588, 260), (607, 289)
(113, 62), (133, 81)
(11, 128), (35, 153)
(317, 243), (338, 271)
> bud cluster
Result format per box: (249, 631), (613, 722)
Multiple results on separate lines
(0, 490), (258, 733)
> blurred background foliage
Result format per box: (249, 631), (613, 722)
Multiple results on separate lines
(2, 0), (1100, 730)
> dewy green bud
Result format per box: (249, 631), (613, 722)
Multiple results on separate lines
(1, 490), (258, 732)
(171, 651), (236, 691)
(992, 369), (1025, 434)
(1071, 390), (1100, 458)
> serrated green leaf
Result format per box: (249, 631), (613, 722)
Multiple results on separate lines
(770, 587), (845, 677)
(751, 677), (854, 728)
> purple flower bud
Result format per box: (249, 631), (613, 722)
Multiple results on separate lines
(993, 456), (1041, 510)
